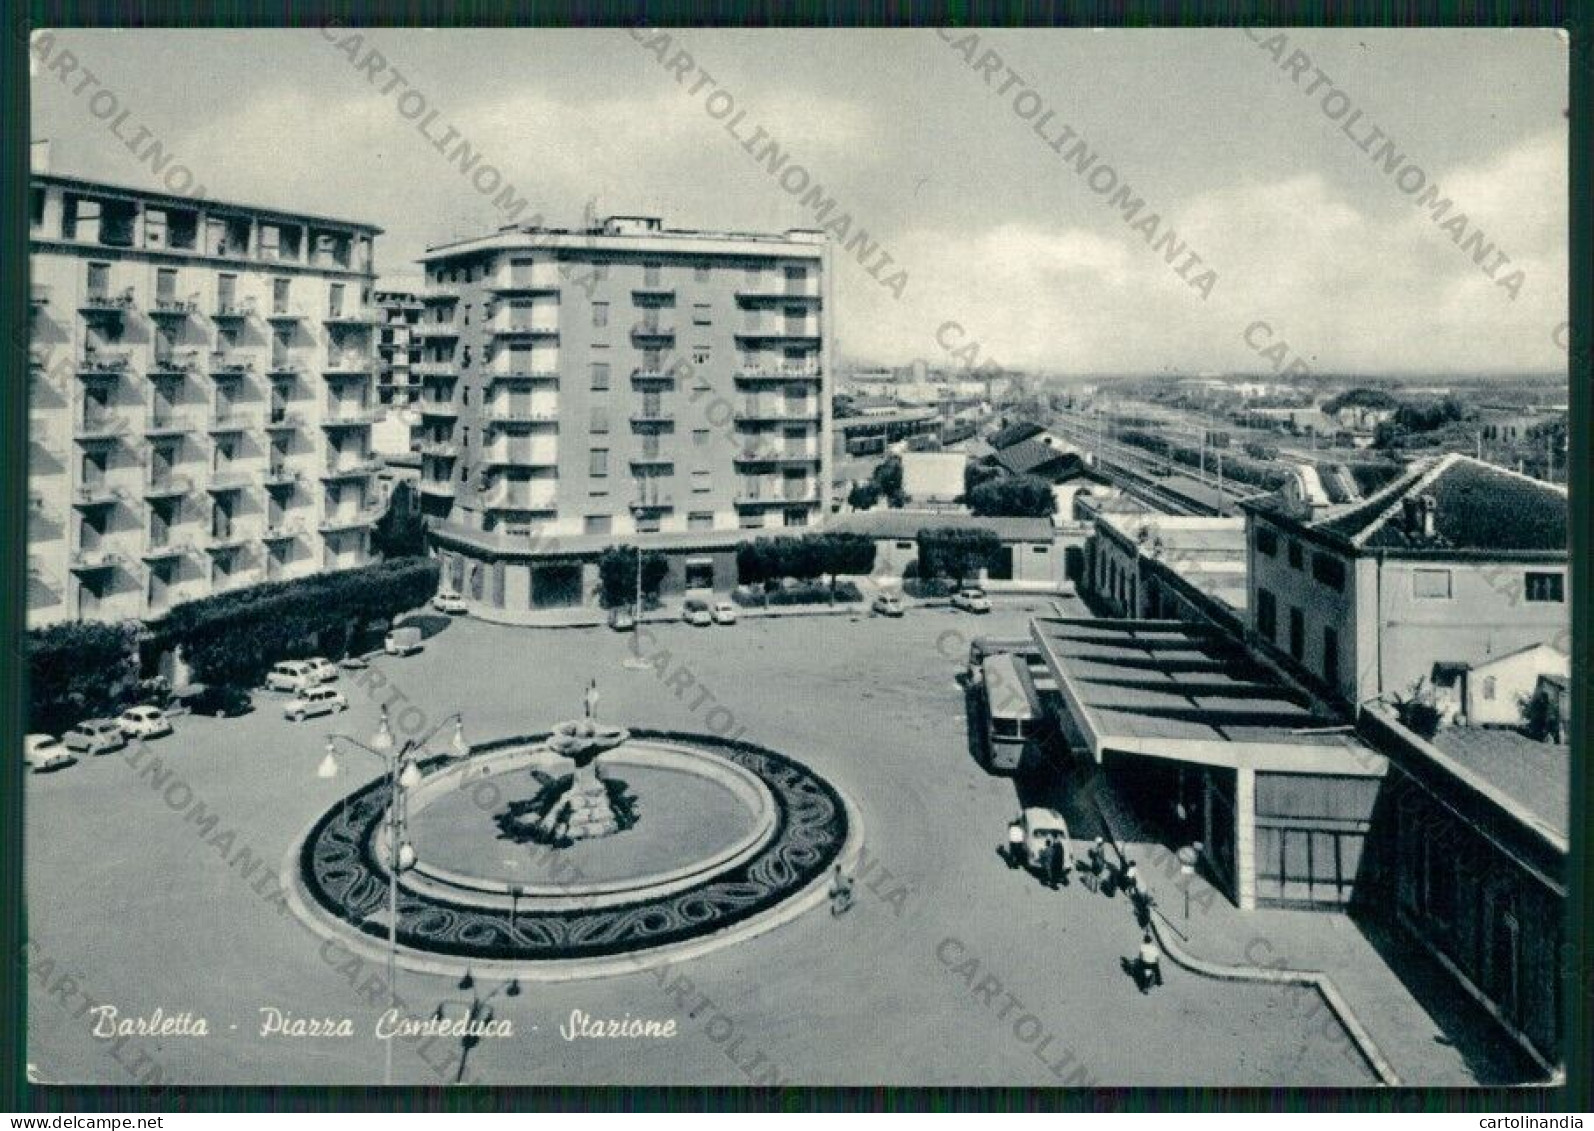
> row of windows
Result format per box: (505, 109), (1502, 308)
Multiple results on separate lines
(577, 509), (811, 535)
(1412, 568), (1563, 603)
(1255, 588), (1341, 688)
(432, 259), (810, 285)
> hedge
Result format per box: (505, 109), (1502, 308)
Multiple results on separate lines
(142, 557), (441, 690)
(27, 620), (145, 735)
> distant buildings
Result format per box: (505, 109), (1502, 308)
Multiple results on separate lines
(418, 215), (832, 610)
(28, 170), (382, 627)
(1241, 455), (1568, 709)
(375, 277), (424, 406)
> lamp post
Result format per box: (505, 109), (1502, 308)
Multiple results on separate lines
(622, 499), (650, 669)
(319, 706), (469, 1085)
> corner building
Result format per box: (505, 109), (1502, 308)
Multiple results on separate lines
(27, 172), (382, 626)
(419, 216), (832, 611)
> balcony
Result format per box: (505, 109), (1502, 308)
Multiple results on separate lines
(321, 356), (374, 377)
(208, 412), (257, 434)
(735, 324), (821, 343)
(74, 411), (128, 443)
(30, 283), (51, 308)
(483, 402), (558, 425)
(149, 353), (203, 379)
(323, 306), (380, 326)
(418, 399), (459, 419)
(420, 284), (460, 304)
(630, 322), (675, 345)
(480, 444), (558, 468)
(212, 298), (256, 322)
(76, 352), (133, 379)
(413, 322), (460, 340)
(632, 496), (674, 513)
(207, 526), (251, 551)
(141, 537), (192, 561)
(418, 478), (456, 497)
(734, 446), (821, 465)
(319, 508), (382, 533)
(630, 453), (674, 470)
(266, 305), (309, 324)
(735, 284), (821, 306)
(488, 320), (559, 341)
(150, 296), (199, 320)
(419, 441), (460, 459)
(207, 468), (254, 492)
(629, 408), (674, 427)
(321, 407), (382, 428)
(264, 411), (305, 432)
(485, 274), (560, 296)
(261, 518), (305, 542)
(210, 353), (255, 377)
(68, 547), (124, 572)
(481, 488), (558, 512)
(72, 481), (126, 508)
(734, 366), (823, 383)
(266, 358), (304, 377)
(485, 367), (558, 385)
(631, 367), (675, 385)
(734, 403), (819, 423)
(145, 411), (196, 436)
(414, 361), (458, 378)
(142, 475), (193, 499)
(263, 465), (302, 489)
(79, 289), (138, 317)
(735, 486), (817, 507)
(321, 459), (382, 481)
(631, 285), (675, 302)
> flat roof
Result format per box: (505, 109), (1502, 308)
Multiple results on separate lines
(1031, 616), (1381, 773)
(33, 171), (383, 235)
(829, 511), (1056, 544)
(1429, 728), (1569, 841)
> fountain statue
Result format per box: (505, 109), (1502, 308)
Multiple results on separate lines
(535, 687), (630, 842)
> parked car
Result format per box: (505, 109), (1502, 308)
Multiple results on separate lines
(952, 587), (992, 614)
(339, 654), (369, 671)
(711, 600), (738, 626)
(433, 590), (468, 615)
(682, 598), (714, 627)
(384, 627), (424, 656)
(1007, 807), (1073, 883)
(871, 592), (906, 617)
(609, 606), (636, 632)
(283, 686), (349, 721)
(24, 734), (75, 773)
(185, 684), (253, 718)
(304, 657), (339, 684)
(62, 719), (127, 756)
(265, 660), (319, 693)
(117, 705), (173, 741)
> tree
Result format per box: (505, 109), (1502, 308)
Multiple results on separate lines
(819, 532), (876, 601)
(847, 482), (880, 511)
(871, 455), (905, 507)
(371, 482), (429, 559)
(597, 547), (668, 609)
(963, 460), (1003, 499)
(917, 527), (1002, 587)
(968, 475), (1057, 518)
(28, 620), (143, 735)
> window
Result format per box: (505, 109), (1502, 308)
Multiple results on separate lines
(592, 302), (609, 329)
(1256, 526), (1278, 556)
(590, 362), (610, 391)
(584, 515), (612, 535)
(688, 512), (714, 531)
(259, 225), (280, 259)
(693, 345), (711, 365)
(1256, 589), (1277, 642)
(1525, 572), (1565, 603)
(145, 209), (168, 248)
(1482, 676), (1497, 701)
(1312, 553), (1346, 592)
(695, 263), (711, 282)
(783, 509), (808, 527)
(636, 516), (661, 534)
(1289, 608), (1304, 661)
(1323, 626), (1340, 689)
(86, 262), (110, 297)
(1413, 569), (1453, 600)
(745, 264), (763, 286)
(693, 429), (710, 447)
(1288, 541), (1304, 570)
(591, 407), (610, 434)
(644, 263), (661, 287)
(693, 302), (712, 326)
(156, 268), (177, 300)
(328, 282), (344, 316)
(692, 470), (712, 494)
(273, 278), (291, 313)
(589, 449), (609, 477)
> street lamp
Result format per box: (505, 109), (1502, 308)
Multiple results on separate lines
(622, 499), (650, 669)
(318, 707), (467, 1085)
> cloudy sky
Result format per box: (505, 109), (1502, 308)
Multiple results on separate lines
(32, 27), (1567, 375)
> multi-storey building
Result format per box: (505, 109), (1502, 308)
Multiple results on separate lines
(27, 172), (384, 627)
(375, 277), (423, 406)
(1241, 456), (1569, 707)
(420, 215), (832, 612)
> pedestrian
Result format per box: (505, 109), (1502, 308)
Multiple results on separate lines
(1005, 818), (1025, 869)
(1117, 857), (1139, 900)
(829, 865), (854, 916)
(1045, 836), (1066, 889)
(1085, 837), (1106, 892)
(1129, 867), (1154, 927)
(1137, 931), (1163, 992)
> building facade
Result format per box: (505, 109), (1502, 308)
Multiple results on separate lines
(375, 278), (424, 406)
(419, 215), (832, 611)
(1242, 457), (1569, 708)
(28, 172), (382, 627)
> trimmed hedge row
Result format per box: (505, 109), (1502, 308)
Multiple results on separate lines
(27, 621), (146, 736)
(143, 557), (441, 689)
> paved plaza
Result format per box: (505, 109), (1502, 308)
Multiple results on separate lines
(24, 601), (1525, 1086)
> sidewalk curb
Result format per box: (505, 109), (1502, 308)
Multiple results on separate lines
(1091, 796), (1402, 1087)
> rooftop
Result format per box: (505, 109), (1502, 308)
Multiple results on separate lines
(1097, 513), (1246, 560)
(991, 438), (1086, 478)
(1428, 727), (1569, 841)
(32, 171), (383, 235)
(987, 421), (1048, 451)
(423, 215), (825, 259)
(1248, 454), (1568, 555)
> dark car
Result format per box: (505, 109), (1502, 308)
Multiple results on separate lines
(185, 684), (254, 718)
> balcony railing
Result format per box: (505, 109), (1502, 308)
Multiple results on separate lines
(207, 468), (254, 491)
(142, 475), (193, 498)
(141, 537), (192, 560)
(489, 321), (559, 340)
(77, 352), (133, 377)
(30, 283), (51, 307)
(321, 459), (382, 480)
(735, 446), (821, 464)
(319, 508), (382, 532)
(74, 411), (127, 441)
(481, 489), (558, 511)
(261, 518), (306, 541)
(151, 296), (200, 319)
(735, 324), (821, 342)
(212, 297), (256, 320)
(413, 323), (460, 339)
(734, 403), (820, 423)
(210, 352), (255, 376)
(629, 408), (674, 427)
(264, 410), (305, 431)
(419, 441), (460, 459)
(208, 412), (257, 433)
(630, 322), (675, 343)
(322, 356), (373, 376)
(263, 465), (302, 487)
(734, 366), (822, 382)
(414, 361), (458, 378)
(735, 486), (817, 506)
(324, 306), (380, 325)
(485, 367), (558, 384)
(267, 358), (304, 376)
(69, 547), (124, 571)
(266, 305), (309, 323)
(485, 274), (560, 295)
(321, 407), (382, 427)
(145, 411), (196, 435)
(418, 399), (459, 418)
(149, 352), (203, 378)
(79, 289), (138, 315)
(418, 478), (456, 497)
(480, 445), (558, 467)
(72, 481), (126, 507)
(483, 402), (559, 424)
(207, 526), (251, 550)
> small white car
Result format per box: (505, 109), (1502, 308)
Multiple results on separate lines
(433, 590), (468, 615)
(304, 657), (339, 684)
(952, 587), (992, 614)
(117, 705), (173, 740)
(682, 598), (713, 627)
(24, 734), (75, 773)
(384, 627), (423, 656)
(711, 600), (738, 626)
(872, 592), (906, 617)
(62, 719), (127, 756)
(284, 686), (348, 721)
(265, 660), (319, 693)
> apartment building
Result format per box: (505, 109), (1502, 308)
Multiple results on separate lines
(420, 215), (832, 612)
(1241, 456), (1569, 707)
(375, 277), (423, 406)
(27, 172), (383, 627)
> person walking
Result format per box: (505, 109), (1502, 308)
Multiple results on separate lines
(1005, 818), (1025, 869)
(1137, 931), (1163, 992)
(1045, 836), (1066, 889)
(1085, 837), (1106, 892)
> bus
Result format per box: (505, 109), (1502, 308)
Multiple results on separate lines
(979, 650), (1046, 774)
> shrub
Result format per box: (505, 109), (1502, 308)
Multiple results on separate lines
(918, 527), (1002, 586)
(968, 475), (1057, 518)
(27, 620), (143, 735)
(903, 577), (956, 600)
